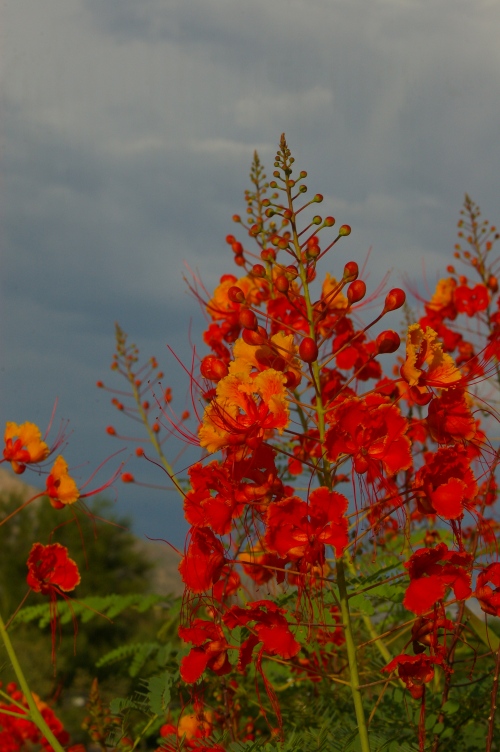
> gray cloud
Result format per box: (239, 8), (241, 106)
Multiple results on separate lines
(2, 0), (500, 539)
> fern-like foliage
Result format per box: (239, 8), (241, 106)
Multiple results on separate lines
(14, 592), (171, 628)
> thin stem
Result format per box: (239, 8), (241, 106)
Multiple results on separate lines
(337, 557), (371, 752)
(486, 639), (500, 752)
(0, 611), (66, 752)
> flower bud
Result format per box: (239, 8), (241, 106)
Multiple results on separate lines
(283, 370), (301, 389)
(261, 248), (276, 262)
(376, 330), (401, 354)
(343, 261), (359, 282)
(285, 265), (299, 279)
(239, 308), (258, 331)
(324, 216), (335, 227)
(228, 286), (245, 303)
(242, 327), (267, 346)
(339, 225), (351, 236)
(347, 280), (366, 304)
(200, 356), (229, 381)
(275, 275), (289, 293)
(121, 472), (135, 483)
(299, 337), (319, 363)
(383, 288), (406, 312)
(252, 264), (266, 277)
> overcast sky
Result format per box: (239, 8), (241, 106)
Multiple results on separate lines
(2, 0), (499, 546)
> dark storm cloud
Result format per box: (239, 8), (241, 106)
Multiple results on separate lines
(2, 0), (500, 538)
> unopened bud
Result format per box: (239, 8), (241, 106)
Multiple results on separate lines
(347, 280), (366, 304)
(200, 356), (229, 381)
(239, 308), (258, 331)
(242, 327), (267, 346)
(275, 275), (290, 293)
(252, 263), (266, 277)
(343, 261), (359, 282)
(383, 288), (406, 312)
(376, 330), (401, 354)
(228, 286), (245, 303)
(299, 337), (319, 363)
(339, 225), (351, 236)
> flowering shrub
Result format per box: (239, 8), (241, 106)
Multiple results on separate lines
(2, 138), (500, 751)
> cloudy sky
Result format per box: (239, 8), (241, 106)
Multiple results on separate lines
(2, 0), (499, 546)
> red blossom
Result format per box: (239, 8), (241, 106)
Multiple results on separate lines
(414, 446), (477, 520)
(382, 653), (444, 699)
(27, 542), (80, 596)
(475, 563), (500, 617)
(403, 543), (472, 614)
(179, 620), (232, 683)
(325, 394), (412, 479)
(223, 600), (301, 667)
(454, 283), (489, 317)
(264, 486), (349, 565)
(426, 388), (478, 444)
(179, 527), (226, 593)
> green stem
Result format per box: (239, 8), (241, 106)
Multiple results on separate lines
(279, 137), (371, 750)
(0, 612), (66, 752)
(337, 557), (371, 752)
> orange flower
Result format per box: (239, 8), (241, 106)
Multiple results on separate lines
(321, 273), (348, 310)
(46, 456), (80, 508)
(401, 324), (461, 388)
(199, 366), (289, 454)
(427, 277), (457, 313)
(3, 421), (50, 474)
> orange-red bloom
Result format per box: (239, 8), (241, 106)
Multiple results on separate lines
(45, 456), (80, 508)
(265, 486), (349, 565)
(179, 527), (227, 593)
(475, 563), (500, 617)
(179, 620), (232, 683)
(27, 542), (81, 596)
(401, 324), (461, 389)
(199, 354), (289, 453)
(3, 421), (50, 475)
(382, 653), (444, 699)
(403, 543), (472, 614)
(325, 394), (412, 479)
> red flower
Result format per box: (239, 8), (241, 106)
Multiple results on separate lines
(179, 527), (226, 593)
(414, 446), (477, 520)
(382, 653), (443, 699)
(178, 619), (232, 683)
(26, 543), (80, 663)
(27, 542), (80, 596)
(427, 388), (477, 445)
(264, 486), (349, 565)
(403, 543), (472, 614)
(223, 600), (301, 667)
(325, 394), (411, 479)
(454, 283), (489, 317)
(475, 563), (500, 617)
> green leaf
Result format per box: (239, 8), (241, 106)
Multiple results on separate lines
(349, 593), (374, 616)
(442, 699), (460, 715)
(147, 671), (173, 715)
(464, 606), (500, 651)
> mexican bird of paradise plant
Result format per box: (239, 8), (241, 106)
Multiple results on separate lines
(2, 137), (500, 751)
